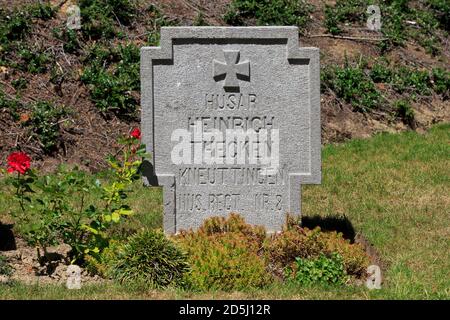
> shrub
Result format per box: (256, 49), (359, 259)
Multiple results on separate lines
(28, 2), (55, 20)
(224, 0), (313, 33)
(3, 129), (147, 263)
(175, 214), (272, 291)
(392, 67), (432, 96)
(323, 0), (366, 35)
(370, 61), (392, 83)
(0, 9), (30, 44)
(286, 253), (348, 286)
(322, 59), (381, 112)
(53, 28), (81, 54)
(432, 67), (449, 97)
(107, 230), (189, 288)
(81, 43), (139, 115)
(17, 46), (51, 74)
(265, 222), (369, 278)
(28, 101), (67, 154)
(395, 99), (415, 126)
(79, 0), (136, 39)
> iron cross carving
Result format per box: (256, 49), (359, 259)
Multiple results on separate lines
(213, 50), (250, 89)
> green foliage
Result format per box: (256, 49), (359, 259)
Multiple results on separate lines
(193, 12), (208, 26)
(323, 0), (446, 54)
(175, 214), (272, 291)
(391, 67), (432, 96)
(322, 59), (381, 112)
(0, 254), (13, 276)
(3, 131), (147, 263)
(0, 9), (30, 44)
(224, 0), (313, 33)
(28, 101), (67, 154)
(432, 67), (449, 97)
(0, 2), (55, 48)
(146, 5), (178, 46)
(79, 0), (136, 39)
(17, 46), (51, 74)
(427, 0), (449, 31)
(395, 99), (415, 125)
(0, 91), (22, 121)
(324, 5), (342, 35)
(53, 28), (81, 54)
(106, 230), (189, 288)
(286, 253), (348, 286)
(11, 78), (27, 91)
(264, 222), (369, 278)
(81, 43), (140, 114)
(369, 61), (392, 83)
(369, 59), (446, 98)
(27, 2), (55, 20)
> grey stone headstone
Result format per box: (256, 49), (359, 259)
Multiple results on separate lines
(141, 27), (321, 233)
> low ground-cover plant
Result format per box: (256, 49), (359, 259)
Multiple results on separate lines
(81, 43), (140, 115)
(2, 128), (147, 264)
(103, 229), (189, 289)
(0, 3), (56, 65)
(395, 99), (415, 126)
(79, 0), (136, 39)
(224, 0), (313, 33)
(322, 58), (381, 112)
(286, 253), (348, 286)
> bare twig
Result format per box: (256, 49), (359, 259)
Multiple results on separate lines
(307, 34), (388, 42)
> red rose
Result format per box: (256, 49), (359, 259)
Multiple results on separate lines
(7, 152), (31, 174)
(130, 128), (141, 140)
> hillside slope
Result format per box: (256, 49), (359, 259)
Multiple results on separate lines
(0, 0), (448, 171)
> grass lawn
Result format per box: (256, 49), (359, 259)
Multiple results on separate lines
(0, 124), (449, 299)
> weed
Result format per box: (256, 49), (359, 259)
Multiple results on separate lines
(431, 67), (449, 98)
(81, 43), (139, 115)
(286, 253), (348, 286)
(28, 101), (67, 154)
(322, 59), (381, 112)
(28, 2), (55, 20)
(11, 78), (27, 91)
(395, 99), (415, 126)
(224, 0), (313, 33)
(79, 0), (136, 39)
(17, 46), (51, 74)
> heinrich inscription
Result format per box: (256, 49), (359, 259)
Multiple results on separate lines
(141, 27), (321, 233)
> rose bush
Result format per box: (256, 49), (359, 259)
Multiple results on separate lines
(3, 128), (149, 264)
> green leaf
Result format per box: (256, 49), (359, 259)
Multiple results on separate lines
(111, 211), (120, 223)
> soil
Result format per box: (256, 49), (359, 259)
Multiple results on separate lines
(0, 237), (105, 285)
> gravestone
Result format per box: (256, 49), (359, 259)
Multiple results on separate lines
(141, 27), (321, 233)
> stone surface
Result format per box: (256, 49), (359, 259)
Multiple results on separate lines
(66, 265), (82, 289)
(366, 264), (382, 289)
(141, 27), (321, 233)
